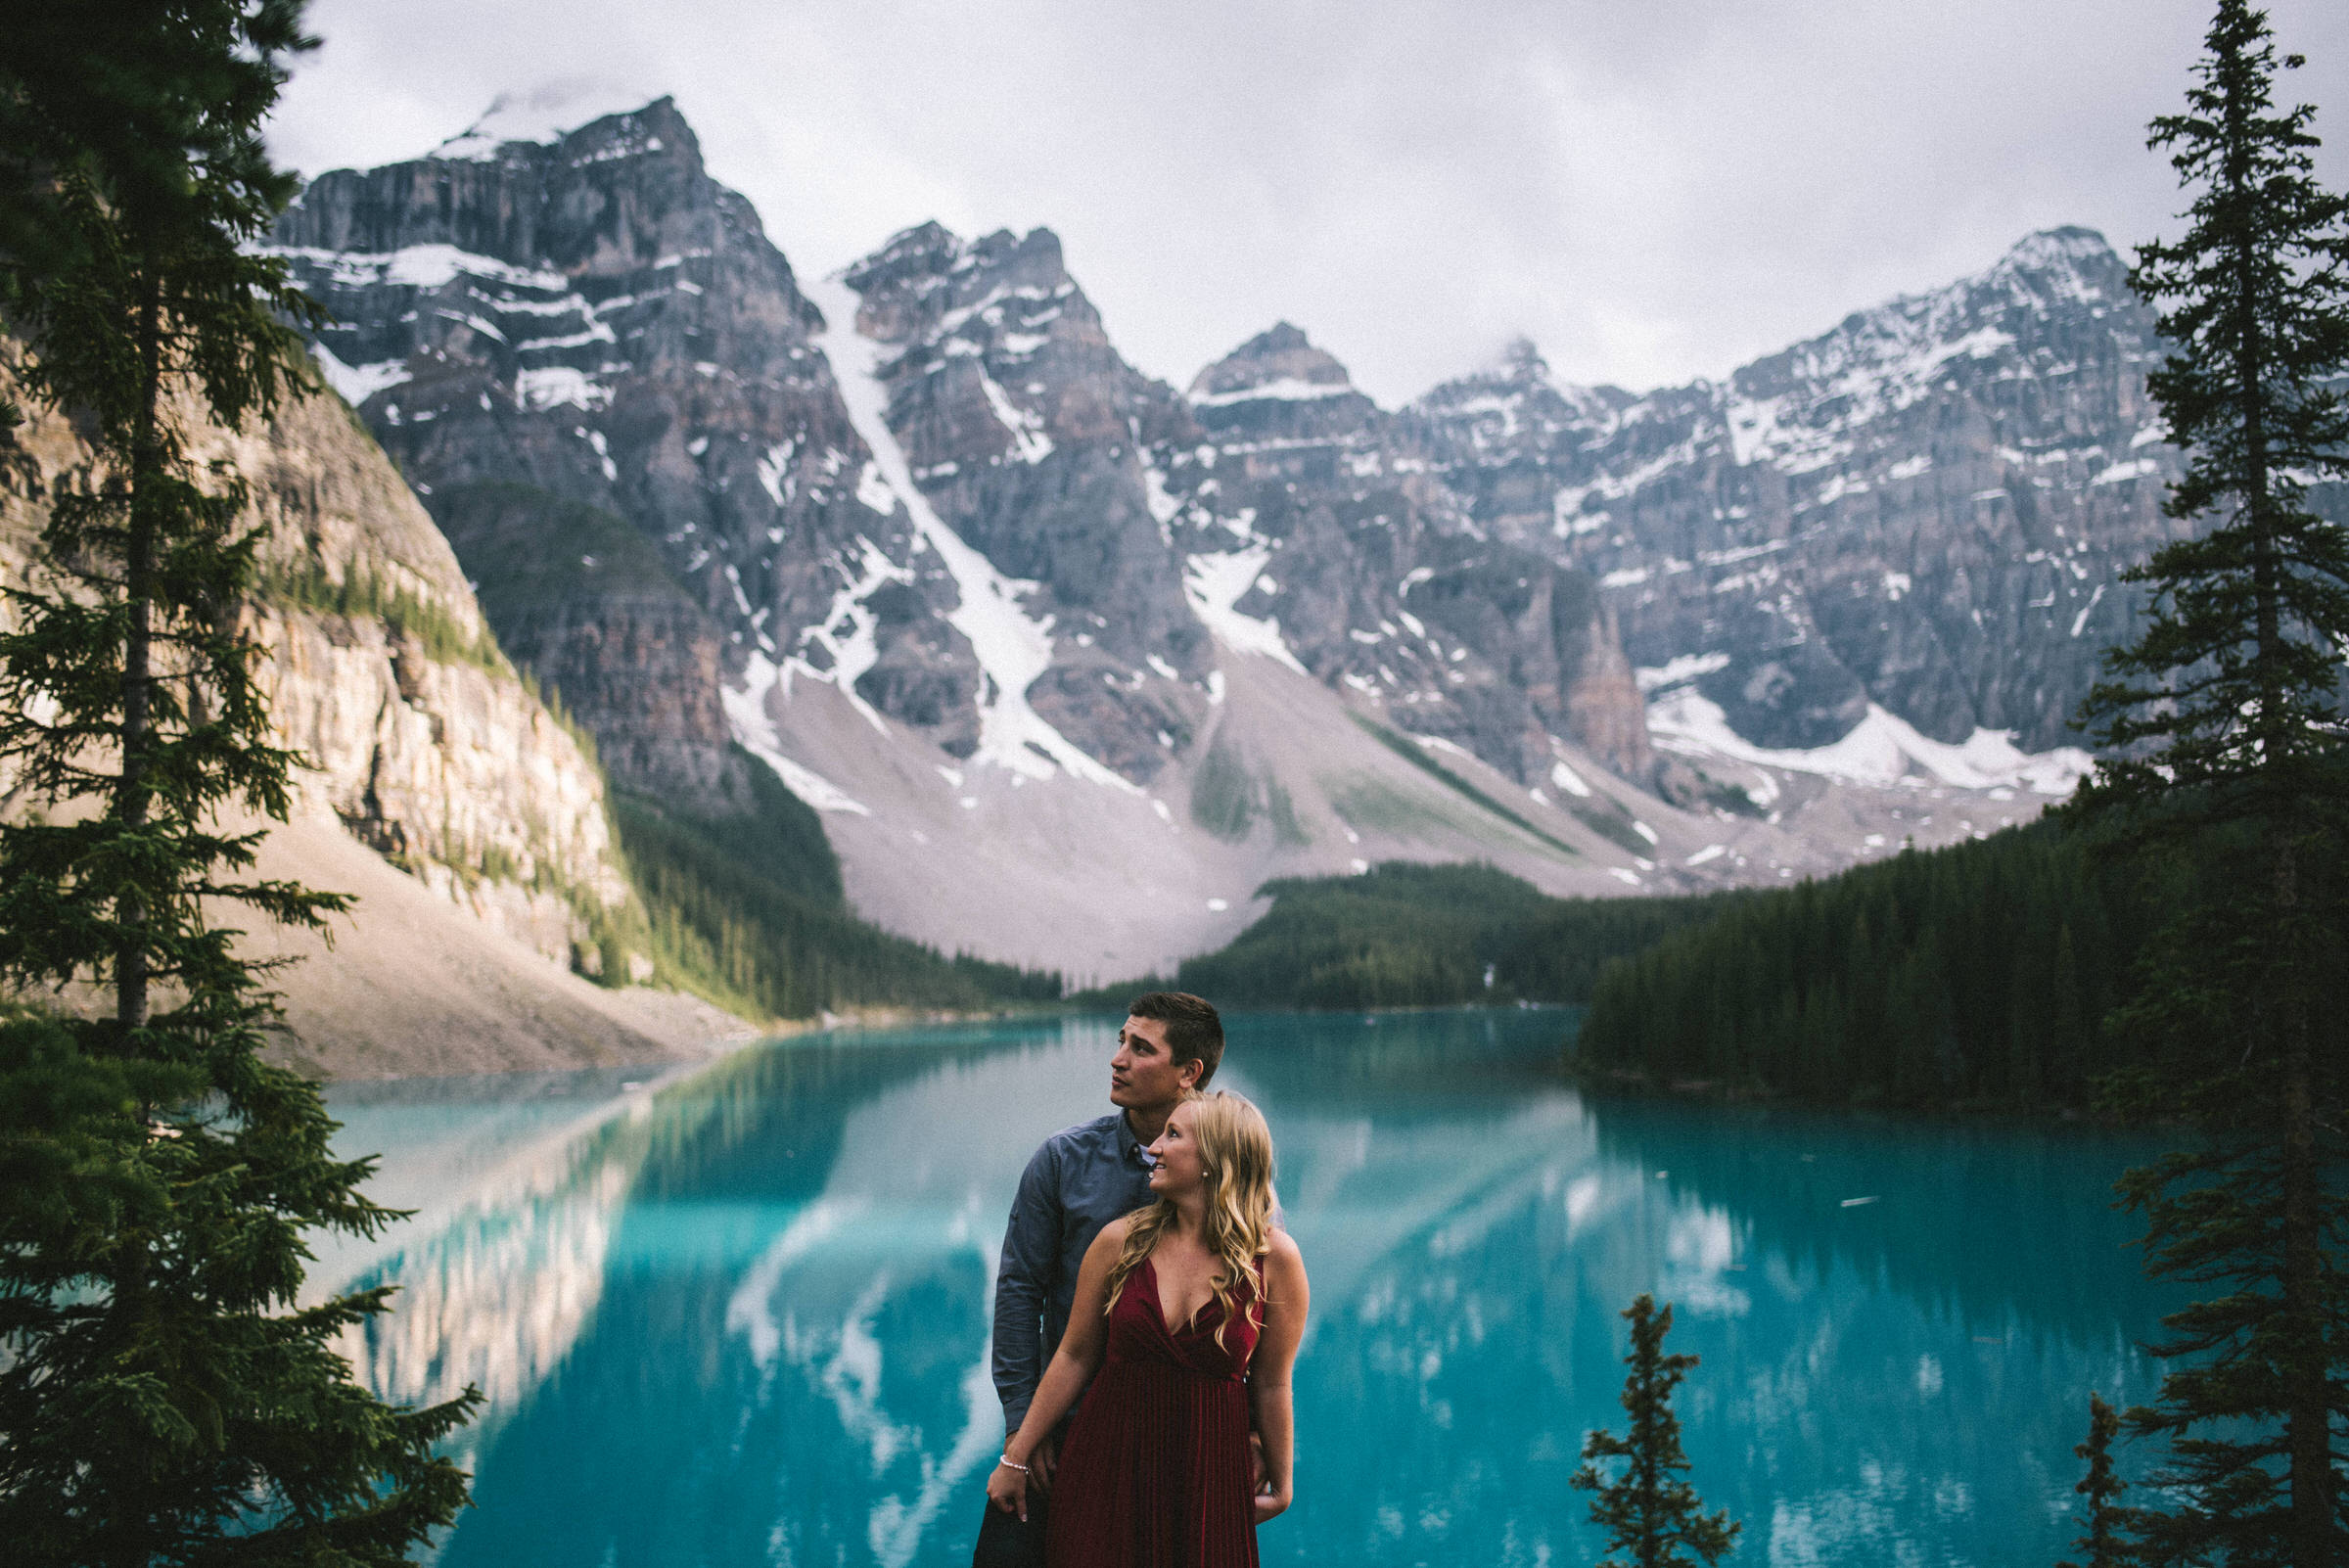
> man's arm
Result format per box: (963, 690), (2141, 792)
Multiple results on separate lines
(987, 1221), (1127, 1523)
(991, 1140), (1061, 1434)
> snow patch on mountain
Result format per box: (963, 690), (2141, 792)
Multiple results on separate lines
(978, 370), (1054, 463)
(804, 272), (1133, 790)
(786, 536), (914, 732)
(1635, 653), (1731, 694)
(1184, 548), (1309, 674)
(1647, 688), (2093, 797)
(1188, 377), (1359, 408)
(310, 343), (411, 406)
(722, 655), (872, 815)
(515, 366), (613, 412)
(432, 85), (667, 161)
(268, 243), (568, 295)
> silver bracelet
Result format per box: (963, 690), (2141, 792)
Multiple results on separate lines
(996, 1456), (1030, 1473)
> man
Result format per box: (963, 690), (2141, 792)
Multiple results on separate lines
(973, 992), (1226, 1568)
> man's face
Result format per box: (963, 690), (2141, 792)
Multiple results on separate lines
(1111, 1014), (1196, 1110)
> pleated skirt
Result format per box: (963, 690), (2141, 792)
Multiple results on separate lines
(1044, 1357), (1258, 1568)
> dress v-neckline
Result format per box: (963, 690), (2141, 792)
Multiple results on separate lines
(1142, 1253), (1212, 1336)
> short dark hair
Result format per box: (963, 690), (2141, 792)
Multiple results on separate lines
(1128, 992), (1225, 1087)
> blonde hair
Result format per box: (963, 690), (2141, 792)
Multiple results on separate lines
(1106, 1090), (1277, 1350)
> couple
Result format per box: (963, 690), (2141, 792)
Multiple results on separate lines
(977, 992), (1310, 1568)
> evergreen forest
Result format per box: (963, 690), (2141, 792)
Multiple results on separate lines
(1574, 824), (2180, 1110)
(1128, 860), (1740, 1010)
(612, 756), (1063, 1019)
(427, 479), (1065, 1020)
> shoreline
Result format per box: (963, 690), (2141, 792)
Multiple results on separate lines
(308, 996), (1091, 1084)
(1559, 1055), (2193, 1135)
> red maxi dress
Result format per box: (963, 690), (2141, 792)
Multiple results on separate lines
(1045, 1254), (1262, 1568)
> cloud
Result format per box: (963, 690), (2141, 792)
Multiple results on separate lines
(270, 0), (2349, 403)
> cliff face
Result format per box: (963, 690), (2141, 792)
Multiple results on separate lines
(1155, 322), (1657, 787)
(819, 221), (1214, 782)
(251, 95), (2221, 974)
(268, 97), (904, 814)
(1405, 231), (2201, 757)
(0, 357), (630, 975)
(268, 106), (1656, 802)
(421, 480), (745, 810)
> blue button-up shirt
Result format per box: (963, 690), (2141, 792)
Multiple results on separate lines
(992, 1111), (1157, 1433)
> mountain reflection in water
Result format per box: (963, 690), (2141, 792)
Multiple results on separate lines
(325, 1011), (2180, 1568)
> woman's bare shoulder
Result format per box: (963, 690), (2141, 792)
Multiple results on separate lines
(1264, 1227), (1305, 1270)
(1087, 1215), (1135, 1257)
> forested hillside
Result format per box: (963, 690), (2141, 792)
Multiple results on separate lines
(1576, 825), (2169, 1108)
(613, 750), (1062, 1018)
(428, 483), (1067, 1019)
(1153, 862), (1739, 1010)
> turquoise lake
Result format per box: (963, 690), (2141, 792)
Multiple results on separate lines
(321, 1010), (2183, 1568)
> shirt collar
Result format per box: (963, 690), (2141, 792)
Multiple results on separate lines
(1117, 1111), (1155, 1167)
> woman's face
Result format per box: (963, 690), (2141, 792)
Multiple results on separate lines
(1146, 1101), (1207, 1196)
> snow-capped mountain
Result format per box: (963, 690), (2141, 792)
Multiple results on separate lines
(269, 102), (1732, 972)
(269, 98), (897, 816)
(1146, 322), (1659, 798)
(265, 98), (2210, 971)
(814, 220), (1210, 783)
(1407, 228), (2186, 764)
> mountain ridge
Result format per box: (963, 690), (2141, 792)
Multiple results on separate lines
(1405, 222), (2193, 765)
(261, 97), (2213, 973)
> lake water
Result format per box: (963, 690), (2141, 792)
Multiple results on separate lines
(322, 1010), (2183, 1568)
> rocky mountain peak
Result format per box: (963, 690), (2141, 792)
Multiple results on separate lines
(267, 96), (887, 814)
(1408, 338), (1630, 468)
(1987, 225), (2124, 301)
(841, 221), (1093, 371)
(1405, 219), (2205, 769)
(1726, 225), (2133, 482)
(1188, 321), (1360, 402)
(1488, 335), (1550, 383)
(1185, 322), (1381, 446)
(434, 91), (693, 167)
(838, 220), (961, 307)
(815, 215), (1215, 782)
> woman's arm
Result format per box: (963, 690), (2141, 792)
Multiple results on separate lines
(986, 1220), (1128, 1521)
(1250, 1232), (1311, 1523)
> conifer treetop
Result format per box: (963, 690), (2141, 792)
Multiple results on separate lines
(1572, 1293), (1740, 1568)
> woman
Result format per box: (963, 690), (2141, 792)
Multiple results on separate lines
(986, 1090), (1309, 1568)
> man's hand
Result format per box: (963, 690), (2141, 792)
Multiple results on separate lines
(1249, 1432), (1267, 1494)
(1029, 1434), (1059, 1495)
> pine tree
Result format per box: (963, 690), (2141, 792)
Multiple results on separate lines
(2057, 1393), (2141, 1568)
(1572, 1294), (1740, 1568)
(2064, 3), (2349, 1564)
(0, 5), (480, 1561)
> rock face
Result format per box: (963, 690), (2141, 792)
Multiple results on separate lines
(824, 220), (1211, 782)
(1152, 322), (1656, 788)
(255, 95), (2266, 971)
(422, 481), (744, 809)
(1405, 230), (2197, 756)
(0, 358), (631, 973)
(268, 97), (902, 813)
(269, 104), (1652, 805)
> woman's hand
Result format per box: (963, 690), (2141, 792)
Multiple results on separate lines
(986, 1454), (1033, 1522)
(1253, 1483), (1292, 1524)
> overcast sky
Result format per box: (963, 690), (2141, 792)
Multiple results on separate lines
(266, 0), (2349, 406)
